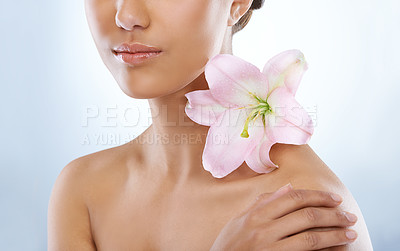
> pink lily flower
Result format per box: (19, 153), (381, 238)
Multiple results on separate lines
(184, 49), (314, 178)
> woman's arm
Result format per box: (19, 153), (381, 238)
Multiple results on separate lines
(269, 143), (374, 251)
(47, 159), (97, 251)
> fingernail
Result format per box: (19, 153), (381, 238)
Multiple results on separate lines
(345, 230), (357, 240)
(331, 193), (343, 202)
(343, 212), (358, 223)
(276, 183), (292, 193)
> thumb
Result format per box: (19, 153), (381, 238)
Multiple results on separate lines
(267, 182), (293, 201)
(237, 183), (294, 218)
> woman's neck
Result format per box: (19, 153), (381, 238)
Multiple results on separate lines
(136, 42), (260, 184)
(143, 72), (214, 184)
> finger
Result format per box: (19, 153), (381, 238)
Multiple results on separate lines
(265, 183), (294, 202)
(271, 228), (358, 251)
(239, 183), (293, 217)
(256, 189), (343, 220)
(268, 207), (358, 241)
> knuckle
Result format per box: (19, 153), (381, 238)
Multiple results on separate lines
(303, 232), (320, 249)
(255, 193), (269, 202)
(243, 210), (259, 226)
(251, 229), (264, 243)
(303, 207), (319, 223)
(289, 190), (306, 202)
(252, 226), (275, 248)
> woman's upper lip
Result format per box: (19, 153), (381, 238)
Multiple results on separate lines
(113, 42), (162, 54)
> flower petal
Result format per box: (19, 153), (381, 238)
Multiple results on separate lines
(244, 122), (279, 173)
(202, 108), (262, 178)
(245, 86), (314, 174)
(184, 90), (228, 126)
(266, 87), (314, 144)
(262, 49), (308, 96)
(205, 54), (269, 107)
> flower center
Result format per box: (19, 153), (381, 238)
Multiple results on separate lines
(240, 94), (272, 138)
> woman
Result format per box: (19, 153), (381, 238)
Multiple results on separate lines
(48, 0), (373, 250)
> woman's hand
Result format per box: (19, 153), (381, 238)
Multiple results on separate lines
(209, 183), (358, 251)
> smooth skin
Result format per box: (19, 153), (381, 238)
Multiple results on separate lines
(48, 0), (374, 250)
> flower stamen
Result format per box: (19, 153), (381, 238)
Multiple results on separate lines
(240, 94), (273, 138)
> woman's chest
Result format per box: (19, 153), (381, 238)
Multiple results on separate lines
(89, 193), (249, 250)
(88, 178), (267, 250)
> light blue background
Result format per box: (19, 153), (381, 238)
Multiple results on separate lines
(1, 0), (399, 250)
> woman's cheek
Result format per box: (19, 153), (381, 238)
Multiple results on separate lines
(85, 0), (114, 35)
(84, 0), (226, 99)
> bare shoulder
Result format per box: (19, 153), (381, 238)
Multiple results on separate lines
(69, 140), (142, 182)
(47, 143), (140, 250)
(47, 155), (97, 250)
(269, 143), (374, 251)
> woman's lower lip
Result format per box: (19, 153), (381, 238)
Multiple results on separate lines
(113, 51), (162, 65)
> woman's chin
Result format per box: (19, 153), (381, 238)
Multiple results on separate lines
(118, 84), (180, 99)
(119, 87), (159, 99)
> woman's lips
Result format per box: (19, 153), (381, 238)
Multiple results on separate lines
(113, 51), (163, 66)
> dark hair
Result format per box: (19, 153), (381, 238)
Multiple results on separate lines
(232, 0), (265, 35)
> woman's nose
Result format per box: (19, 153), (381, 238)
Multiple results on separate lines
(115, 0), (149, 31)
